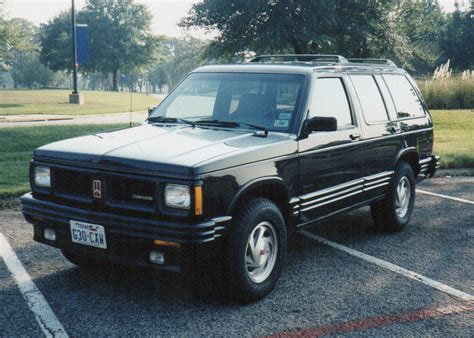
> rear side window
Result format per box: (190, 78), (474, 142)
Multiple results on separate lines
(309, 78), (353, 128)
(382, 74), (425, 118)
(350, 75), (389, 124)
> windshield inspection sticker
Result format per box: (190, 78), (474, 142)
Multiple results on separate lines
(274, 120), (289, 128)
(279, 112), (292, 120)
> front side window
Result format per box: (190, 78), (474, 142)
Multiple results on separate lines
(350, 75), (389, 124)
(150, 72), (306, 132)
(382, 74), (425, 118)
(309, 77), (353, 128)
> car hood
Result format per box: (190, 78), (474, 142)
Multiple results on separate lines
(34, 124), (297, 178)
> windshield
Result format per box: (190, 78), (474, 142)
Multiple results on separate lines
(149, 72), (306, 132)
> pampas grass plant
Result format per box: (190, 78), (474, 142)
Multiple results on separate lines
(417, 60), (474, 109)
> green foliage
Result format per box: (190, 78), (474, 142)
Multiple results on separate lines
(11, 52), (55, 88)
(149, 36), (208, 90)
(0, 18), (38, 70)
(181, 0), (396, 57)
(39, 0), (160, 91)
(391, 0), (445, 72)
(440, 9), (474, 70)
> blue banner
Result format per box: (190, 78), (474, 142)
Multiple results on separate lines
(76, 24), (90, 65)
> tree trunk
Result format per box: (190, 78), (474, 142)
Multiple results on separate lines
(112, 70), (118, 91)
(290, 37), (307, 55)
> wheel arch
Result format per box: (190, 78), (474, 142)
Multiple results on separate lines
(395, 147), (420, 177)
(227, 177), (292, 224)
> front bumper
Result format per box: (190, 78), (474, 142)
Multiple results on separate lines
(21, 193), (231, 272)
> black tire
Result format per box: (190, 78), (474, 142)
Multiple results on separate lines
(371, 161), (416, 232)
(61, 250), (104, 269)
(225, 198), (287, 303)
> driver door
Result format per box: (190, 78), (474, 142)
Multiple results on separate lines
(297, 75), (364, 223)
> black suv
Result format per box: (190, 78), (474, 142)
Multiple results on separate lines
(21, 55), (439, 302)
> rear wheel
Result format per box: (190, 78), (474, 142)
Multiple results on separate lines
(225, 198), (287, 303)
(371, 161), (416, 232)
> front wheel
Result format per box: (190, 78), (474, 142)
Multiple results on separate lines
(225, 198), (287, 303)
(371, 161), (416, 232)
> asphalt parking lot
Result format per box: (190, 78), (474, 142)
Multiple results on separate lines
(1, 177), (472, 336)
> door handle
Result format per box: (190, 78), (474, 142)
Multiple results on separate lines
(349, 133), (361, 140)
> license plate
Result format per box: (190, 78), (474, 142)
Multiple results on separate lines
(70, 220), (107, 249)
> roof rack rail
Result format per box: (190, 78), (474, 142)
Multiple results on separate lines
(346, 58), (397, 67)
(250, 54), (348, 64)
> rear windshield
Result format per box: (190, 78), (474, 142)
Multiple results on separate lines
(150, 72), (306, 132)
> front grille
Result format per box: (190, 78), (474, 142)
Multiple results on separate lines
(54, 169), (93, 198)
(51, 167), (157, 215)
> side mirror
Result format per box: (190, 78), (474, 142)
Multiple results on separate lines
(305, 116), (337, 133)
(148, 105), (158, 117)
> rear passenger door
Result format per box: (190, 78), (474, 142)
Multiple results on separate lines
(348, 74), (404, 199)
(297, 75), (364, 223)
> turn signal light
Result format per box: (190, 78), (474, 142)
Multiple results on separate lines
(154, 239), (181, 248)
(195, 186), (203, 216)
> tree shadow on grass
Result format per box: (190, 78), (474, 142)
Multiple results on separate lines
(0, 104), (24, 109)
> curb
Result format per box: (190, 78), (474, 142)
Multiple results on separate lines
(435, 168), (474, 177)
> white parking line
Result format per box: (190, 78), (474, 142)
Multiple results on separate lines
(0, 233), (68, 337)
(300, 230), (474, 302)
(416, 189), (474, 205)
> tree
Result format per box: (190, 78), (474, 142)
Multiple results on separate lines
(0, 18), (37, 70)
(85, 0), (160, 91)
(39, 11), (81, 73)
(180, 0), (396, 58)
(149, 36), (208, 92)
(11, 51), (55, 88)
(40, 0), (160, 91)
(440, 8), (474, 70)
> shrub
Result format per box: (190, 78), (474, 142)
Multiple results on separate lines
(417, 60), (474, 109)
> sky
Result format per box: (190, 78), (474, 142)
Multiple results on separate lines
(3, 0), (472, 38)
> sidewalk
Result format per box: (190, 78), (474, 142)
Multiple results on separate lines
(0, 111), (148, 128)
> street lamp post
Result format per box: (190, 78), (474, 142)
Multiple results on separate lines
(69, 0), (84, 104)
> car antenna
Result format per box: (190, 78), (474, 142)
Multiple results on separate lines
(129, 72), (133, 128)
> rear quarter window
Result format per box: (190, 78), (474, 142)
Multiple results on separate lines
(382, 74), (425, 119)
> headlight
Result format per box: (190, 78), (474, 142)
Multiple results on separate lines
(34, 166), (51, 188)
(165, 184), (190, 209)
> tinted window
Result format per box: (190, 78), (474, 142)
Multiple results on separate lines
(309, 78), (353, 128)
(350, 75), (389, 123)
(383, 74), (425, 118)
(151, 72), (305, 132)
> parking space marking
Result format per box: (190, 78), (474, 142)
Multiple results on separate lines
(0, 233), (68, 338)
(271, 302), (474, 337)
(416, 189), (474, 205)
(300, 230), (474, 302)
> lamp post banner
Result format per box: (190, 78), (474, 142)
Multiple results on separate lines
(76, 24), (90, 65)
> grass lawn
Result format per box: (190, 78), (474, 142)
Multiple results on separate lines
(0, 109), (471, 199)
(0, 124), (127, 198)
(431, 109), (474, 169)
(0, 89), (161, 116)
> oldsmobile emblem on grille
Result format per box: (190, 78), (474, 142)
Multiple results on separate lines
(93, 180), (102, 198)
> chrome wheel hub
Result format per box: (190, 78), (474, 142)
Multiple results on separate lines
(395, 176), (411, 218)
(245, 221), (278, 283)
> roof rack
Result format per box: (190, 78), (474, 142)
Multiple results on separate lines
(249, 54), (398, 68)
(250, 54), (348, 64)
(346, 58), (397, 67)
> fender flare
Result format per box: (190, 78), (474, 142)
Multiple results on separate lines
(394, 147), (420, 171)
(227, 176), (290, 215)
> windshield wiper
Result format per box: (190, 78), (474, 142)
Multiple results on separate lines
(195, 119), (268, 136)
(147, 116), (195, 126)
